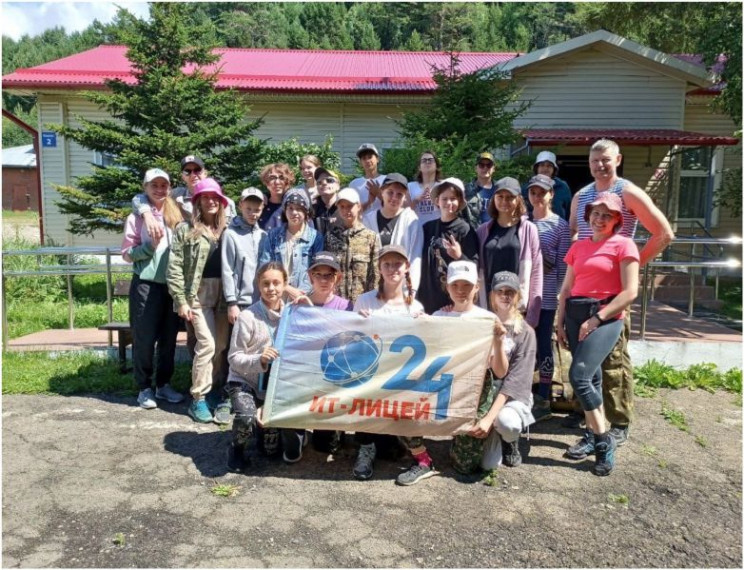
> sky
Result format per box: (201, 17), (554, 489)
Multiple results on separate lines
(2, 1), (151, 40)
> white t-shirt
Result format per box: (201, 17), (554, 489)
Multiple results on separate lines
(354, 289), (424, 315)
(433, 306), (494, 319)
(350, 174), (386, 210)
(407, 181), (439, 225)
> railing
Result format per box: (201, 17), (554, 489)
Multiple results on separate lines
(2, 238), (742, 349)
(2, 246), (130, 350)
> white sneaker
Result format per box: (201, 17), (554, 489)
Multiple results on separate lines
(137, 388), (157, 409)
(155, 384), (184, 403)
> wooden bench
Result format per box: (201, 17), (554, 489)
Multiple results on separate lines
(98, 279), (132, 373)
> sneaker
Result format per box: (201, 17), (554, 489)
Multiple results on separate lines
(213, 401), (232, 425)
(396, 463), (437, 486)
(227, 443), (250, 472)
(502, 439), (522, 467)
(592, 432), (617, 476)
(205, 389), (223, 411)
(565, 430), (595, 460)
(258, 428), (281, 457)
(609, 425), (629, 447)
(155, 384), (184, 404)
(137, 388), (157, 409)
(531, 395), (553, 423)
(282, 430), (306, 464)
(562, 411), (585, 429)
(187, 399), (213, 423)
(353, 443), (376, 480)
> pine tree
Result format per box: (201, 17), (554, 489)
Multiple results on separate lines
(50, 3), (266, 235)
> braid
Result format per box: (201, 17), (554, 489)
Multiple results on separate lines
(376, 271), (386, 301)
(404, 271), (414, 306)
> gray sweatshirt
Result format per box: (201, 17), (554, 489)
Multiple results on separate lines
(221, 215), (268, 307)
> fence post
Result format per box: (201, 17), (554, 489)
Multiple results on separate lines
(66, 253), (74, 330)
(105, 249), (113, 347)
(688, 268), (695, 317)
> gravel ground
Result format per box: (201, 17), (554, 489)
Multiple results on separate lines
(2, 389), (741, 568)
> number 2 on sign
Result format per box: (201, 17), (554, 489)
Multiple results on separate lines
(381, 335), (453, 420)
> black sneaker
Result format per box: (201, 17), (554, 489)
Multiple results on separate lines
(281, 430), (306, 464)
(258, 427), (281, 457)
(592, 432), (617, 476)
(562, 411), (585, 429)
(531, 395), (553, 423)
(609, 425), (629, 446)
(565, 430), (595, 460)
(227, 443), (250, 472)
(353, 443), (376, 480)
(502, 439), (522, 467)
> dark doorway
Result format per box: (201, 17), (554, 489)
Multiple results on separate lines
(556, 154), (624, 196)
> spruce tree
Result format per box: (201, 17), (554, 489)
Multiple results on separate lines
(52, 3), (265, 235)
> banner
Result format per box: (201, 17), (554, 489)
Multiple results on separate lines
(263, 306), (494, 437)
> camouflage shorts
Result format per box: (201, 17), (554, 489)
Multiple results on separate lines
(450, 372), (502, 474)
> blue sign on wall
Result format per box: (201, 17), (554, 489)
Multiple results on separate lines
(41, 132), (57, 148)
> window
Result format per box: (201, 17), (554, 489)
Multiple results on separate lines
(93, 150), (117, 167)
(677, 146), (721, 224)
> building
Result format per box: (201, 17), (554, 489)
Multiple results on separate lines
(2, 30), (739, 247)
(2, 144), (40, 212)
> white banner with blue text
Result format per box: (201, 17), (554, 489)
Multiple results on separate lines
(262, 306), (493, 436)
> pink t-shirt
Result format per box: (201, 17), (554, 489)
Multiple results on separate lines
(564, 234), (639, 301)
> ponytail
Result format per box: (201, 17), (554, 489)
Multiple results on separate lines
(404, 271), (414, 306)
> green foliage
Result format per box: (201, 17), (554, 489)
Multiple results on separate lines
(714, 165), (742, 220)
(2, 105), (37, 147)
(634, 360), (742, 397)
(49, 3), (267, 236)
(694, 435), (708, 448)
(608, 493), (629, 506)
(211, 484), (241, 498)
(2, 351), (192, 395)
(660, 401), (690, 432)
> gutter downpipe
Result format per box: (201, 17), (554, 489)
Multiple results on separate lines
(2, 109), (44, 244)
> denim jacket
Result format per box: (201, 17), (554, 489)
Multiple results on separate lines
(259, 223), (324, 293)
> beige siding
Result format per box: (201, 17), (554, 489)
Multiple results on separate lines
(512, 47), (687, 129)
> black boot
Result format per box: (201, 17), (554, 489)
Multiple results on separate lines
(227, 443), (250, 472)
(592, 431), (617, 477)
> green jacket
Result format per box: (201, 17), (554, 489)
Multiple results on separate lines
(166, 222), (224, 308)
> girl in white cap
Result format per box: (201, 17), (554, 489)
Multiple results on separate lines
(123, 168), (184, 410)
(352, 245), (424, 481)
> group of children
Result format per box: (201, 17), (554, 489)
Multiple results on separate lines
(122, 143), (632, 484)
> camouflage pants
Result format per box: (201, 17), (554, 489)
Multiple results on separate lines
(228, 382), (259, 449)
(450, 373), (501, 474)
(601, 312), (634, 427)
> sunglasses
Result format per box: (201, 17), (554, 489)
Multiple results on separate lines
(318, 177), (338, 184)
(183, 167), (203, 175)
(420, 157), (436, 164)
(477, 162), (494, 169)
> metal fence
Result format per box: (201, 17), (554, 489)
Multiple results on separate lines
(2, 238), (742, 349)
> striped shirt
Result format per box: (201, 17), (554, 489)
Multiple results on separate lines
(532, 213), (571, 310)
(576, 178), (638, 239)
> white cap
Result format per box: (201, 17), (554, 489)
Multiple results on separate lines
(534, 151), (558, 170)
(447, 260), (478, 285)
(336, 187), (361, 204)
(143, 168), (170, 184)
(240, 187), (266, 203)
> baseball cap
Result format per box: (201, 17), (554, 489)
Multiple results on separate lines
(143, 168), (170, 184)
(377, 244), (409, 263)
(282, 188), (311, 211)
(239, 187), (266, 203)
(491, 271), (520, 293)
(431, 177), (466, 211)
(527, 174), (555, 192)
(314, 167), (339, 182)
(309, 251), (341, 272)
(584, 192), (624, 230)
(476, 152), (495, 164)
(336, 187), (361, 204)
(494, 177), (521, 196)
(447, 260), (478, 285)
(356, 143), (380, 158)
(180, 155), (205, 169)
(382, 173), (408, 189)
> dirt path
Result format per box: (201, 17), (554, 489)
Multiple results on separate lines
(2, 389), (741, 568)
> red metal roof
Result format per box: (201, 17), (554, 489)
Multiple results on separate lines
(522, 129), (739, 147)
(2, 45), (518, 94)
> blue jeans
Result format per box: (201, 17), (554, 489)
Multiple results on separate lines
(535, 309), (556, 397)
(565, 314), (623, 412)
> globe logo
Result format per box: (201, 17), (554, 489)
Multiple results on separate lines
(320, 331), (383, 388)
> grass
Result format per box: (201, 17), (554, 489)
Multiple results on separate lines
(634, 360), (742, 398)
(640, 444), (658, 457)
(608, 493), (629, 506)
(2, 210), (39, 224)
(695, 435), (709, 448)
(211, 484), (241, 498)
(112, 533), (126, 547)
(660, 401), (690, 432)
(2, 351), (191, 395)
(709, 277), (742, 321)
(482, 469), (500, 487)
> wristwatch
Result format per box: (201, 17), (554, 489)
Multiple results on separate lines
(593, 313), (607, 325)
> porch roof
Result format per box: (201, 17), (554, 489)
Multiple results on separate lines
(521, 129), (739, 147)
